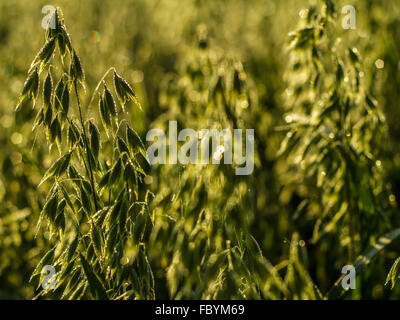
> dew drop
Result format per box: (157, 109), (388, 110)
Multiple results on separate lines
(285, 115), (293, 123)
(375, 59), (385, 69)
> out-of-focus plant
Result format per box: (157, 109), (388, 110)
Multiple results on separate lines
(281, 0), (400, 298)
(282, 0), (389, 258)
(147, 28), (322, 300)
(149, 33), (260, 299)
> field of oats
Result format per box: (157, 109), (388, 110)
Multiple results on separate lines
(1, 0), (400, 300)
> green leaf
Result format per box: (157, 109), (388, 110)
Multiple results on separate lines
(99, 93), (111, 130)
(80, 187), (92, 214)
(66, 238), (79, 262)
(105, 225), (118, 255)
(16, 69), (39, 110)
(90, 223), (103, 257)
(61, 25), (72, 53)
(43, 72), (53, 108)
(61, 84), (70, 115)
(117, 136), (129, 155)
(98, 170), (111, 189)
(124, 162), (137, 190)
(113, 70), (141, 110)
(135, 151), (151, 175)
(44, 105), (53, 128)
(72, 50), (85, 84)
(386, 257), (400, 289)
(336, 62), (344, 83)
(38, 37), (56, 70)
(348, 47), (360, 64)
(68, 282), (86, 300)
(56, 152), (72, 177)
(63, 268), (82, 297)
(49, 117), (61, 144)
(30, 247), (56, 282)
(104, 84), (117, 117)
(39, 153), (71, 186)
(33, 107), (45, 131)
(109, 158), (123, 185)
(54, 77), (64, 111)
(79, 254), (108, 300)
(119, 198), (128, 233)
(109, 199), (122, 226)
(89, 121), (100, 160)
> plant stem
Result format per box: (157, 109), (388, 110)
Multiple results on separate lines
(74, 79), (99, 212)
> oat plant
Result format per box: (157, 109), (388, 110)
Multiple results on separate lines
(281, 0), (400, 297)
(16, 8), (153, 300)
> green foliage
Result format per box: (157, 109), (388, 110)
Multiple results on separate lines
(283, 0), (389, 260)
(2, 0), (400, 300)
